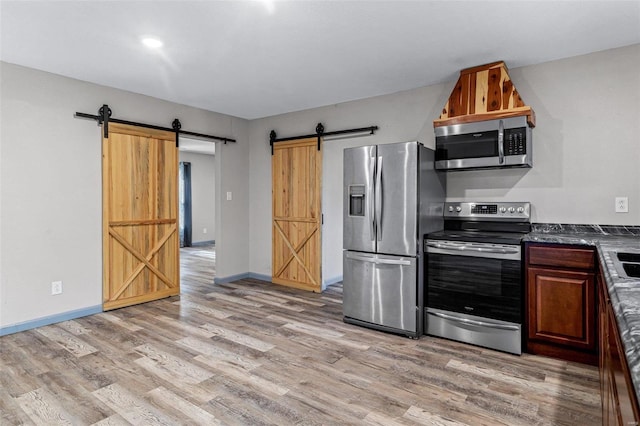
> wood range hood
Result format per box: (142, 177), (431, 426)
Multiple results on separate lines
(434, 61), (535, 128)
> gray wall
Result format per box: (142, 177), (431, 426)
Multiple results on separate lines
(1, 44), (638, 329)
(248, 44), (640, 281)
(248, 83), (447, 286)
(446, 45), (640, 222)
(0, 62), (250, 329)
(179, 151), (216, 243)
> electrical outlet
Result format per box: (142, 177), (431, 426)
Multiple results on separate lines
(51, 281), (63, 295)
(226, 191), (232, 201)
(203, 228), (207, 234)
(615, 197), (629, 213)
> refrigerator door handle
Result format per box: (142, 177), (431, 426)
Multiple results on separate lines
(369, 156), (376, 241)
(375, 258), (411, 266)
(345, 252), (412, 266)
(345, 252), (376, 263)
(375, 156), (383, 241)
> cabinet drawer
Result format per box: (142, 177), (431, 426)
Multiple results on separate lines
(528, 245), (595, 270)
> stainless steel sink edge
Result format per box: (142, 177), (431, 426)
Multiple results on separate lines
(613, 250), (640, 280)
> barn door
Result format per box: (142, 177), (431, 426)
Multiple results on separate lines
(272, 137), (322, 292)
(102, 123), (179, 310)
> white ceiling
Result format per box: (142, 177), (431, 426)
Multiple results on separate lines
(1, 1), (639, 120)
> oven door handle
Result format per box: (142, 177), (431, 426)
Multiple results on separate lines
(425, 241), (519, 255)
(429, 311), (520, 331)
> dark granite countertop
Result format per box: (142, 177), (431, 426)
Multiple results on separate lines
(524, 224), (640, 405)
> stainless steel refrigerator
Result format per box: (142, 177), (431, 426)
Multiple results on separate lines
(343, 141), (445, 338)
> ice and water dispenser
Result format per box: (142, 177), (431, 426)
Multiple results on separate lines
(348, 185), (365, 216)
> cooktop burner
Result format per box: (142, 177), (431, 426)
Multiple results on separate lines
(426, 201), (532, 245)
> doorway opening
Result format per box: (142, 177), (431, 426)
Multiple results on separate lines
(179, 161), (192, 248)
(178, 138), (218, 285)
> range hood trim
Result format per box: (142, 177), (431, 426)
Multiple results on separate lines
(434, 107), (535, 128)
(434, 61), (536, 129)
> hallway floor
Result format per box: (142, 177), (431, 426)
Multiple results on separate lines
(0, 245), (601, 425)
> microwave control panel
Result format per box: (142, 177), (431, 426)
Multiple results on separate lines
(504, 128), (527, 155)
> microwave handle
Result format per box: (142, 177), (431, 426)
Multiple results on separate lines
(498, 119), (505, 164)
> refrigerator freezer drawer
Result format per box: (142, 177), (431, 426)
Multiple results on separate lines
(343, 251), (417, 334)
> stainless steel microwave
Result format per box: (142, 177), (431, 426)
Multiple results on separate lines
(434, 116), (532, 171)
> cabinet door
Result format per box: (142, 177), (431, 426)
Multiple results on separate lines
(527, 267), (595, 350)
(606, 377), (617, 426)
(609, 306), (640, 424)
(598, 274), (613, 424)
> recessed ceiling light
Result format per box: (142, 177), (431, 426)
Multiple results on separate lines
(142, 37), (163, 49)
(263, 0), (275, 14)
(253, 0), (275, 14)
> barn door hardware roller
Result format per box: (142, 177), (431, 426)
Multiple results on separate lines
(75, 104), (236, 145)
(269, 122), (378, 155)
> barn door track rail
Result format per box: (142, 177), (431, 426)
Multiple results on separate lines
(269, 123), (378, 154)
(75, 104), (236, 147)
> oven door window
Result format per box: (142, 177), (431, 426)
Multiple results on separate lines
(427, 253), (521, 323)
(435, 131), (499, 162)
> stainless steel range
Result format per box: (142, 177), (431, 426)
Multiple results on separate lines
(424, 202), (531, 354)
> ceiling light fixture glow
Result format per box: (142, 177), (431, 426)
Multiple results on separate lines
(254, 0), (275, 14)
(142, 37), (163, 49)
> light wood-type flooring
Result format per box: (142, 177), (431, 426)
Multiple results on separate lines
(1, 245), (602, 425)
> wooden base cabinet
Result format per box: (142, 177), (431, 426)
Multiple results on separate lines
(526, 243), (639, 423)
(525, 244), (598, 365)
(598, 271), (640, 425)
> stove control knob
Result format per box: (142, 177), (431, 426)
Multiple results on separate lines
(448, 205), (454, 212)
(508, 207), (515, 213)
(456, 206), (462, 212)
(499, 207), (507, 213)
(517, 207), (524, 213)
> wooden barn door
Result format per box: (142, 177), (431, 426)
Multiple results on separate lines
(102, 123), (179, 310)
(272, 137), (322, 292)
